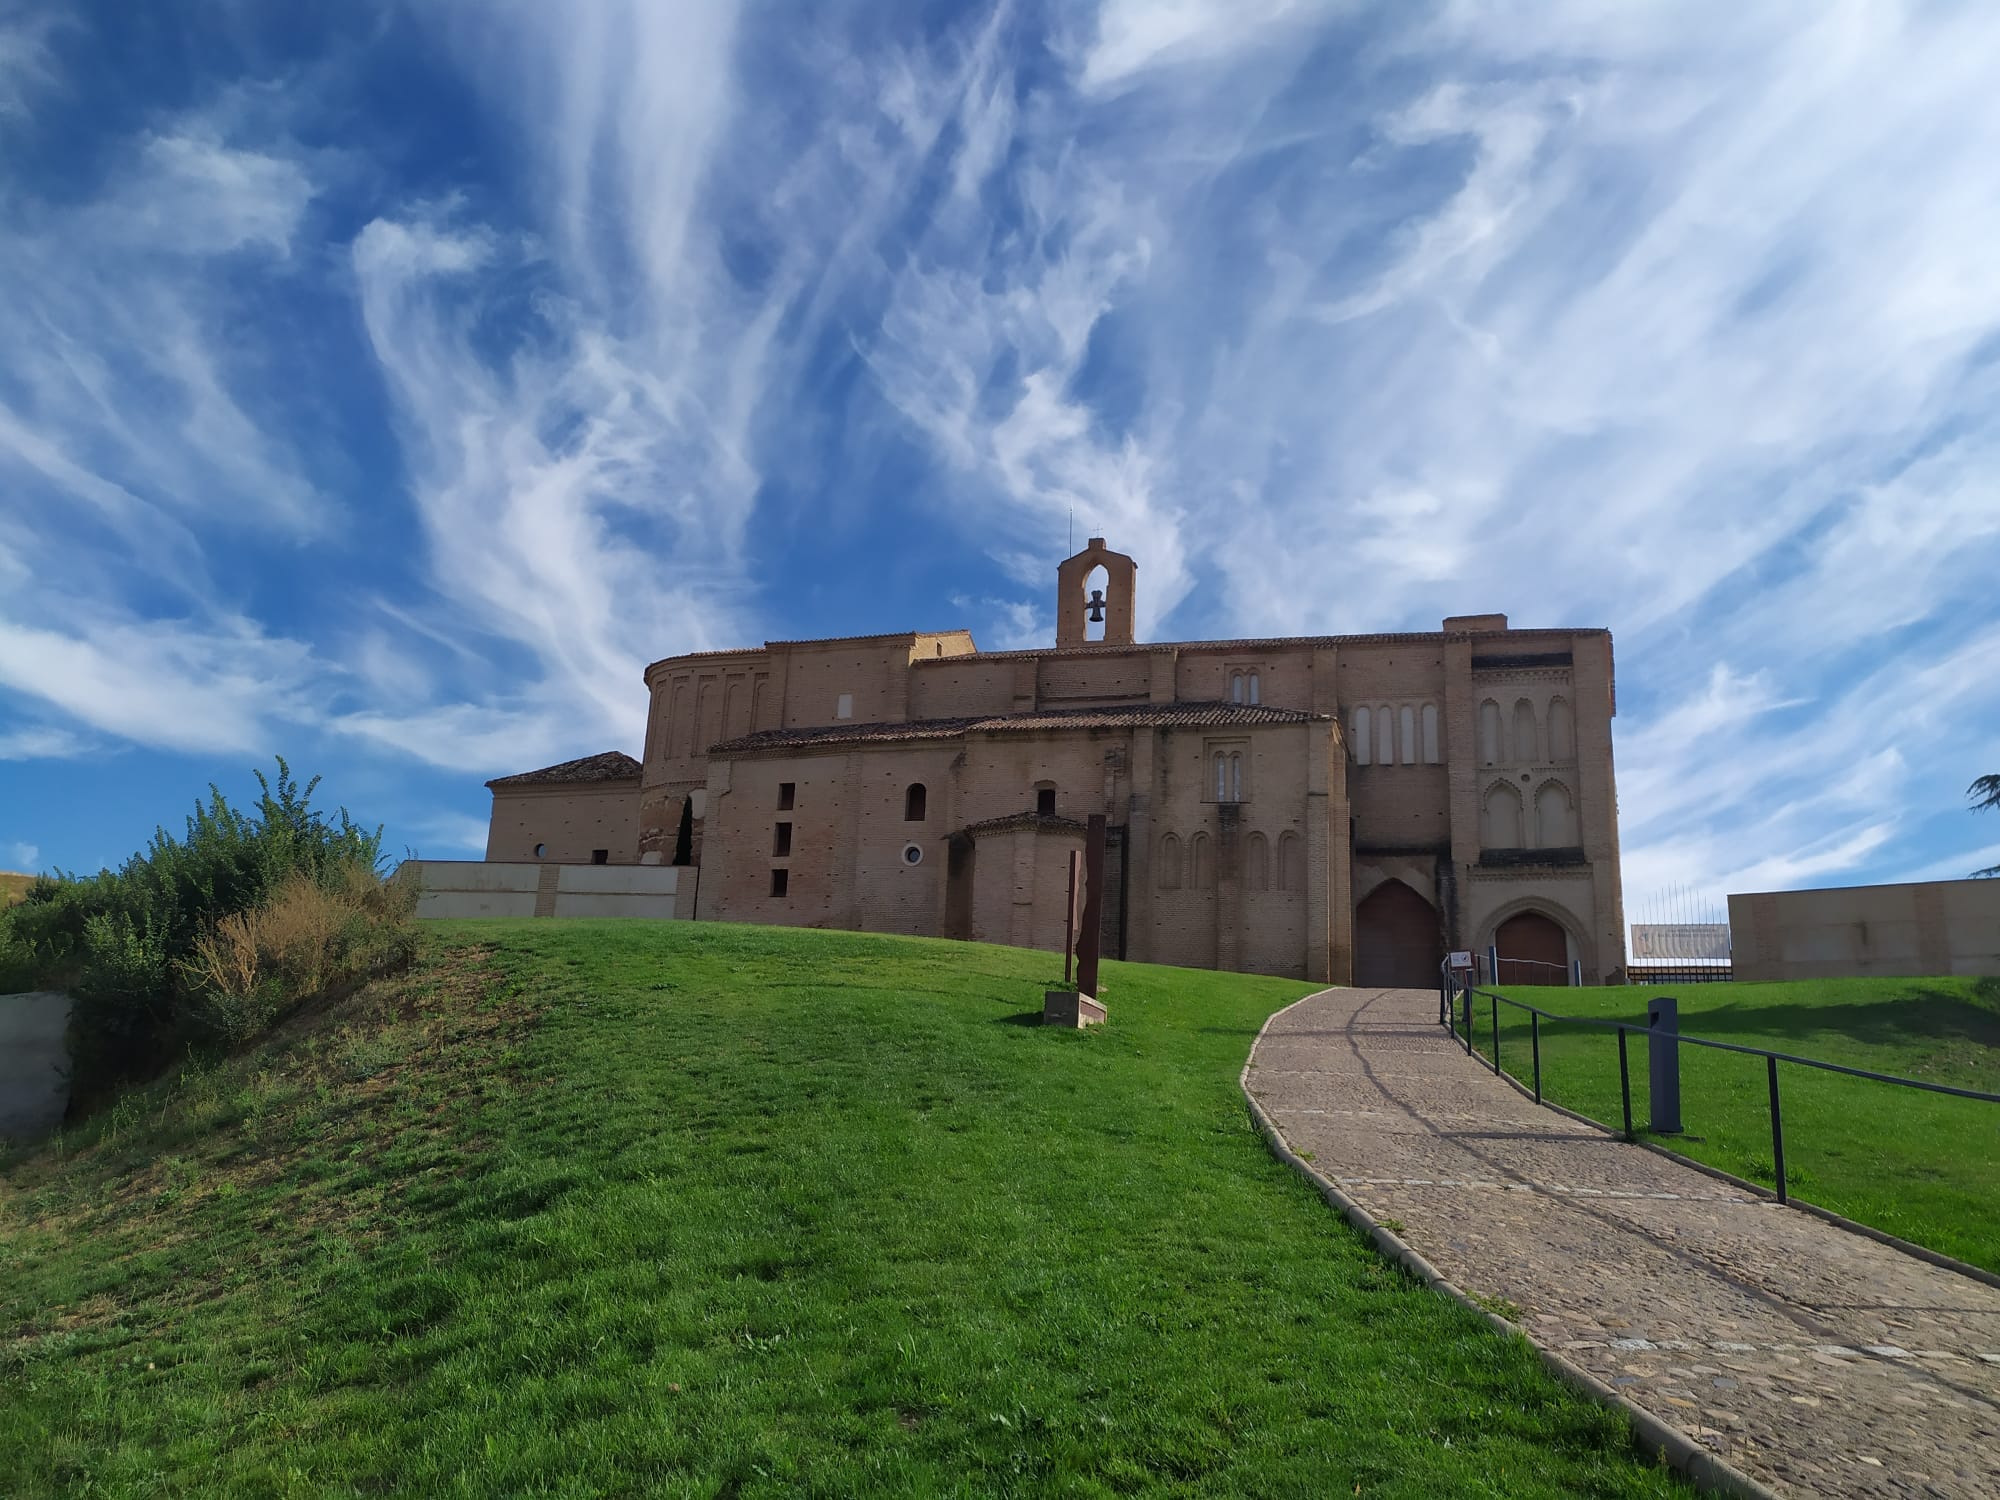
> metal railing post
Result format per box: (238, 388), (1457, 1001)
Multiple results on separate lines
(1490, 993), (1501, 1074)
(1571, 957), (1583, 987)
(1488, 944), (1500, 988)
(1767, 1056), (1787, 1205)
(1464, 987), (1474, 1056)
(1617, 1027), (1634, 1140)
(1531, 1012), (1542, 1104)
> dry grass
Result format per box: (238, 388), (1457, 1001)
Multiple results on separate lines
(1, 872), (35, 910)
(181, 863), (417, 1042)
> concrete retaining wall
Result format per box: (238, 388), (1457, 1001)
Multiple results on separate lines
(402, 861), (694, 920)
(1729, 879), (2000, 981)
(0, 990), (71, 1139)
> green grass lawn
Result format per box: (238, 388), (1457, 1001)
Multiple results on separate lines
(1460, 976), (2000, 1272)
(2, 922), (1686, 1498)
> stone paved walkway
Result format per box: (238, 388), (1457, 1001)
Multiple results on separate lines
(1246, 986), (2000, 1499)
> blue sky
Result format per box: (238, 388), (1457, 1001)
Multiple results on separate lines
(2, 0), (1998, 925)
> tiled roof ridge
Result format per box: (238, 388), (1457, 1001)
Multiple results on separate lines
(707, 700), (1321, 755)
(485, 750), (641, 789)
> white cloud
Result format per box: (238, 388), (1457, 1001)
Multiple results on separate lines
(0, 725), (86, 760)
(4, 840), (37, 871)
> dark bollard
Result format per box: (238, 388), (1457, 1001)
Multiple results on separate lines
(1647, 996), (1682, 1133)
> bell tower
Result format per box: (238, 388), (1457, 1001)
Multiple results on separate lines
(1056, 537), (1138, 648)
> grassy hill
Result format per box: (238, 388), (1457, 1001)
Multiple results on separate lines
(1483, 977), (2000, 1271)
(1, 871), (34, 909)
(1, 923), (1683, 1498)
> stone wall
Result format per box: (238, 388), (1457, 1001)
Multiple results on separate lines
(404, 861), (691, 920)
(0, 990), (70, 1139)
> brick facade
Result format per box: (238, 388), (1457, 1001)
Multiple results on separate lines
(491, 541), (1627, 983)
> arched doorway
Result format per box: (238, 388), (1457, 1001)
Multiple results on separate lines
(1354, 879), (1442, 989)
(1495, 910), (1570, 985)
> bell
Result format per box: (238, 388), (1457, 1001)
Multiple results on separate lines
(1086, 588), (1107, 623)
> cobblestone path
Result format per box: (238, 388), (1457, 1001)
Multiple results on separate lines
(1246, 986), (2000, 1499)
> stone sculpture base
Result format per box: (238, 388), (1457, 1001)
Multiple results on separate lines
(1043, 989), (1106, 1028)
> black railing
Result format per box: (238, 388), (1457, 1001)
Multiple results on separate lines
(1435, 961), (2000, 1206)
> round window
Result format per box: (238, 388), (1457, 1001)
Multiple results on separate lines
(533, 842), (547, 858)
(902, 843), (924, 866)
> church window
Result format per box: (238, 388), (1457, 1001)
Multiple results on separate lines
(1548, 697), (1575, 761)
(1514, 698), (1538, 762)
(1230, 672), (1243, 703)
(1375, 704), (1394, 766)
(1399, 706), (1417, 765)
(1277, 831), (1302, 892)
(835, 693), (854, 720)
(1230, 752), (1244, 802)
(1479, 700), (1503, 765)
(1214, 751), (1228, 800)
(773, 822), (792, 857)
(904, 783), (927, 821)
(770, 868), (789, 898)
(1037, 786), (1057, 815)
(1535, 780), (1577, 847)
(1158, 833), (1182, 890)
(1247, 832), (1270, 892)
(1248, 672), (1260, 704)
(1421, 703), (1440, 764)
(1191, 832), (1214, 890)
(777, 782), (796, 811)
(1482, 782), (1524, 848)
(1352, 706), (1372, 765)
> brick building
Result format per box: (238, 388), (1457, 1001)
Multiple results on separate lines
(485, 538), (1626, 985)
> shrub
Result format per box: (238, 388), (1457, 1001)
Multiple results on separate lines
(0, 760), (414, 1099)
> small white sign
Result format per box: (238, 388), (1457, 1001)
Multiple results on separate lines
(1448, 950), (1474, 970)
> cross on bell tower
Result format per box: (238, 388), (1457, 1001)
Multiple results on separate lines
(1056, 537), (1137, 648)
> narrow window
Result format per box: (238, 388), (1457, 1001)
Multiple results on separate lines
(778, 782), (796, 810)
(1421, 703), (1440, 764)
(591, 848), (609, 865)
(1158, 833), (1182, 890)
(1376, 704), (1394, 766)
(1248, 672), (1260, 705)
(1548, 697), (1575, 761)
(1277, 832), (1301, 892)
(1037, 787), (1056, 815)
(770, 868), (789, 898)
(1479, 700), (1502, 765)
(1514, 698), (1538, 763)
(1214, 751), (1228, 800)
(1229, 752), (1243, 802)
(1247, 832), (1270, 892)
(835, 693), (854, 720)
(1352, 706), (1372, 766)
(1230, 672), (1244, 703)
(904, 783), (927, 822)
(1400, 705), (1417, 765)
(1191, 832), (1213, 889)
(773, 822), (792, 857)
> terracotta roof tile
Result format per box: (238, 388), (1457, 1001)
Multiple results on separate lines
(960, 812), (1087, 837)
(708, 700), (1319, 755)
(485, 750), (641, 789)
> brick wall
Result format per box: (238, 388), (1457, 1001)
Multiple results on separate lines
(486, 783), (641, 864)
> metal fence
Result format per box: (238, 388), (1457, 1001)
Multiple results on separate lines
(1436, 963), (2000, 1205)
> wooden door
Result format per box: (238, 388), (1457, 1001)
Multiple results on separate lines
(1495, 911), (1570, 985)
(1354, 879), (1442, 989)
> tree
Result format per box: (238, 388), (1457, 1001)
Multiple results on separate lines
(1972, 774), (2000, 877)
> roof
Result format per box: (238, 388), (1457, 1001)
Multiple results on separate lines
(960, 812), (1087, 838)
(707, 700), (1320, 755)
(485, 750), (642, 790)
(646, 625), (1607, 676)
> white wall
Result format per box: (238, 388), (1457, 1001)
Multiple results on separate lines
(402, 861), (686, 920)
